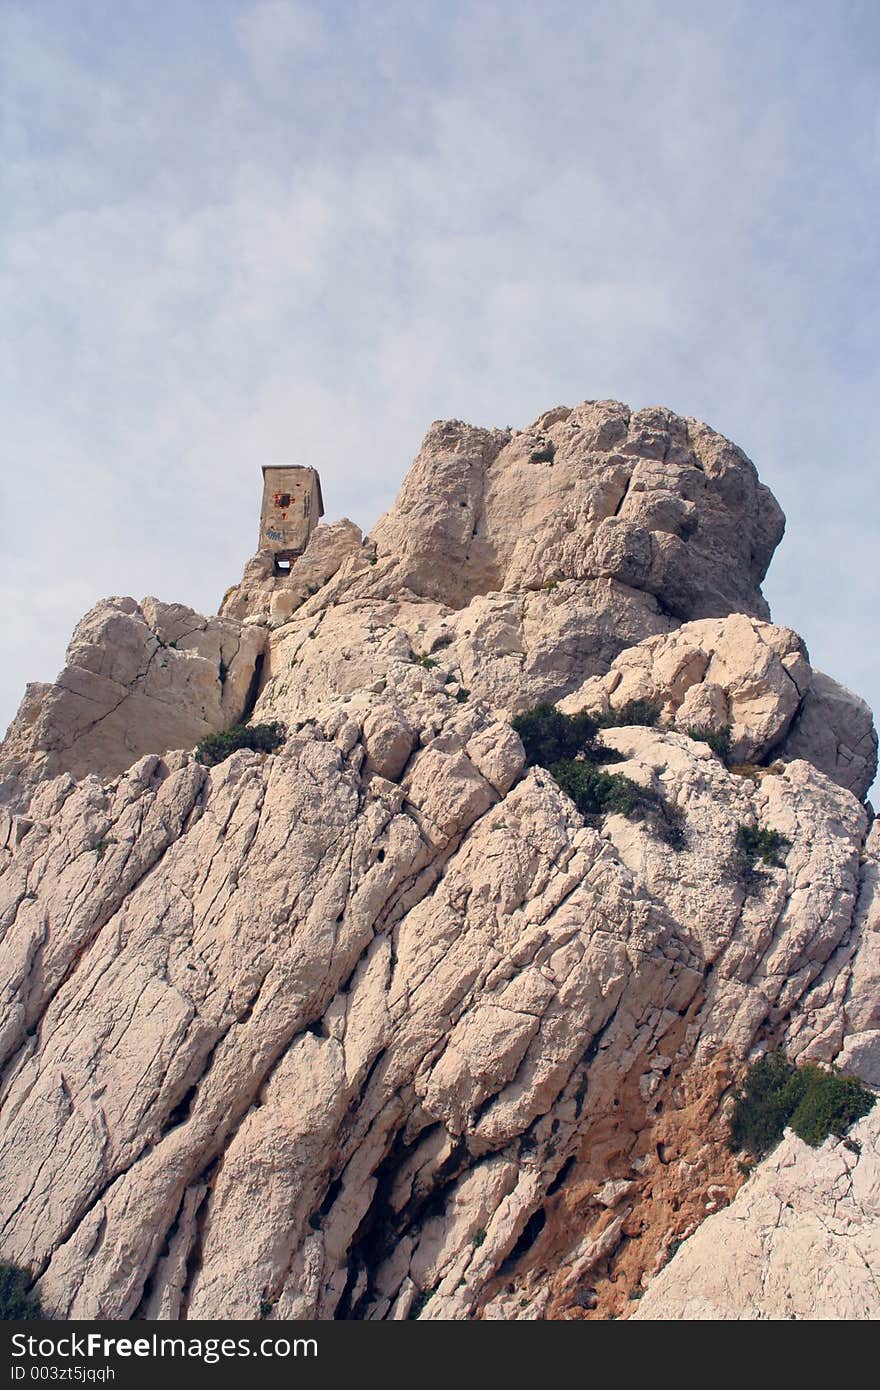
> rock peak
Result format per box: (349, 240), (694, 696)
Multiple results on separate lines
(0, 400), (877, 1323)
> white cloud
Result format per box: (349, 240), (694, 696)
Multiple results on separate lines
(234, 0), (326, 75)
(0, 1), (877, 799)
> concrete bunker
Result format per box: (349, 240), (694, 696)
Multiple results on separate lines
(259, 465), (324, 573)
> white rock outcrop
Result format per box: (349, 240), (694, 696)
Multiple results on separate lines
(220, 518), (364, 626)
(781, 671), (878, 802)
(0, 599), (266, 813)
(561, 615), (810, 759)
(633, 1106), (880, 1320)
(0, 399), (876, 1321)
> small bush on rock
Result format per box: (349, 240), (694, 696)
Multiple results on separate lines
(728, 1052), (875, 1157)
(512, 703), (602, 766)
(0, 1262), (43, 1319)
(196, 721), (286, 767)
(788, 1068), (876, 1147)
(594, 700), (662, 729)
(512, 704), (684, 846)
(686, 723), (733, 764)
(549, 759), (638, 819)
(728, 822), (795, 889)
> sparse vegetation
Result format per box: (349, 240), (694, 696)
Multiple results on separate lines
(549, 758), (639, 818)
(734, 822), (791, 875)
(409, 1287), (435, 1319)
(511, 703), (605, 767)
(455, 688), (470, 703)
(417, 654), (440, 669)
(686, 723), (733, 764)
(94, 836), (116, 861)
(0, 1261), (43, 1319)
(729, 1053), (875, 1157)
(594, 699), (662, 729)
(511, 703), (685, 846)
(196, 720), (286, 767)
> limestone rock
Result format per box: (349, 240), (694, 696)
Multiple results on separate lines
(220, 519), (363, 624)
(0, 715), (875, 1321)
(0, 599), (266, 812)
(632, 1107), (880, 1320)
(364, 402), (784, 619)
(561, 615), (811, 765)
(0, 398), (877, 1323)
(780, 671), (878, 802)
(362, 705), (416, 781)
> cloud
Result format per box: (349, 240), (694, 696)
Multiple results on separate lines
(0, 0), (877, 798)
(234, 0), (327, 75)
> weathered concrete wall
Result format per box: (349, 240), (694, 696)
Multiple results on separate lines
(259, 465), (323, 559)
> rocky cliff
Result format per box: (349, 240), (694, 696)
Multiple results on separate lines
(0, 400), (877, 1320)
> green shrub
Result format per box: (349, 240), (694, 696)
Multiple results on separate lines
(686, 723), (733, 763)
(728, 1053), (807, 1155)
(550, 758), (638, 819)
(511, 703), (601, 767)
(789, 1067), (876, 1147)
(417, 655), (439, 669)
(0, 1261), (43, 1319)
(196, 721), (286, 767)
(409, 1288), (435, 1319)
(512, 703), (683, 845)
(735, 823), (791, 874)
(729, 1053), (875, 1157)
(594, 700), (662, 729)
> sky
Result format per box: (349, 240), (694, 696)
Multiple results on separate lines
(1, 0), (878, 797)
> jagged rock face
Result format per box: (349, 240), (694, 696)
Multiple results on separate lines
(559, 615), (877, 800)
(561, 615), (811, 761)
(0, 599), (266, 813)
(632, 1106), (880, 1320)
(0, 711), (876, 1320)
(782, 671), (878, 802)
(366, 402), (784, 619)
(220, 519), (363, 627)
(0, 399), (877, 1322)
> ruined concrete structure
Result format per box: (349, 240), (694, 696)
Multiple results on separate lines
(259, 465), (323, 571)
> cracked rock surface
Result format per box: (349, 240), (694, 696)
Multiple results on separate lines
(0, 400), (877, 1320)
(632, 1105), (880, 1320)
(0, 599), (267, 813)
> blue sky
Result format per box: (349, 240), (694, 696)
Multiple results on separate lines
(1, 0), (878, 795)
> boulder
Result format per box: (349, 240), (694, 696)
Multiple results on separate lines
(780, 670), (878, 801)
(0, 598), (266, 811)
(560, 615), (812, 766)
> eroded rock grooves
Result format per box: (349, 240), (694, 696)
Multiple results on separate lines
(0, 400), (877, 1320)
